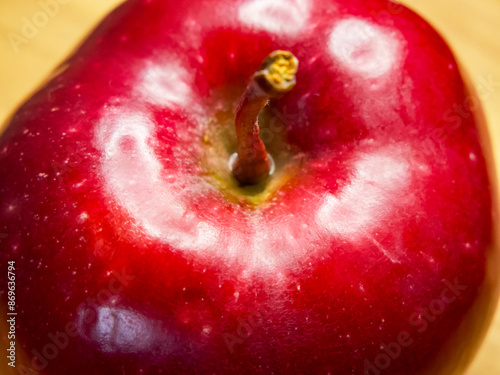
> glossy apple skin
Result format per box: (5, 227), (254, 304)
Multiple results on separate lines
(0, 0), (499, 374)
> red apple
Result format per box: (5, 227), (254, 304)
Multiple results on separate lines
(1, 0), (499, 374)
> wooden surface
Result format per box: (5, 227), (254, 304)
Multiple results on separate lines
(0, 0), (499, 374)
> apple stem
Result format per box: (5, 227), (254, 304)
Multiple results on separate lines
(232, 50), (298, 185)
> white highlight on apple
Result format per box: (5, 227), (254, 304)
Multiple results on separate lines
(316, 151), (410, 262)
(328, 18), (402, 79)
(95, 110), (222, 257)
(76, 305), (177, 356)
(139, 62), (192, 107)
(238, 0), (310, 35)
(87, 306), (153, 353)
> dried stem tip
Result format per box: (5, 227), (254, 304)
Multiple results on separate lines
(254, 50), (299, 96)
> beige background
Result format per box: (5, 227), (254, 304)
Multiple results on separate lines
(0, 0), (499, 374)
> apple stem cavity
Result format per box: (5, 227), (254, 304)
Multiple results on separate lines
(231, 50), (298, 185)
